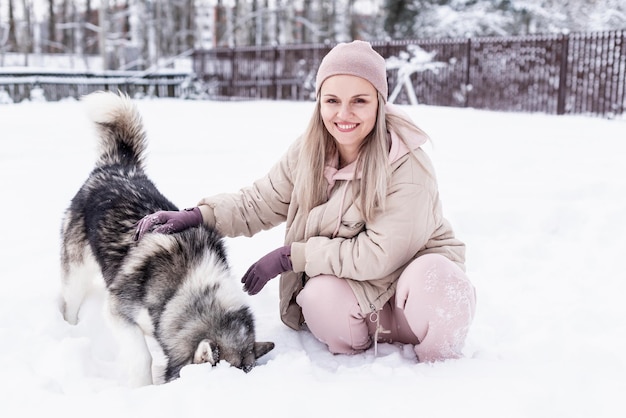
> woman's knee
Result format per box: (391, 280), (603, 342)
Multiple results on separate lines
(398, 254), (475, 311)
(297, 274), (347, 310)
(396, 254), (476, 361)
(296, 275), (371, 354)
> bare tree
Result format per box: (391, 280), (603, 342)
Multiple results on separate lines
(46, 0), (55, 52)
(274, 0), (291, 44)
(7, 0), (18, 51)
(181, 0), (195, 52)
(60, 0), (72, 53)
(99, 0), (109, 69)
(19, 0), (33, 64)
(84, 0), (94, 55)
(333, 0), (357, 42)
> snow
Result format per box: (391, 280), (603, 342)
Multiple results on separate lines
(1, 97), (625, 417)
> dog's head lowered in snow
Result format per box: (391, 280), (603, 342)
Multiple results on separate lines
(163, 304), (275, 379)
(167, 302), (275, 377)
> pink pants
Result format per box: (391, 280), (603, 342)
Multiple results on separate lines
(296, 254), (476, 362)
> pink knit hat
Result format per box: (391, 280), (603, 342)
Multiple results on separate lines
(315, 40), (388, 102)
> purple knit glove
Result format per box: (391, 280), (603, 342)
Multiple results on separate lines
(134, 207), (203, 241)
(241, 246), (292, 295)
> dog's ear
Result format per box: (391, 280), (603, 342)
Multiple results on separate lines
(194, 339), (220, 365)
(253, 341), (274, 359)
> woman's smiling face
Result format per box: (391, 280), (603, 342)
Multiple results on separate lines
(319, 74), (379, 165)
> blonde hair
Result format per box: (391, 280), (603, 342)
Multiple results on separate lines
(294, 93), (430, 223)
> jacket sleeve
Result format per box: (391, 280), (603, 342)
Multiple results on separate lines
(197, 140), (299, 238)
(291, 153), (443, 281)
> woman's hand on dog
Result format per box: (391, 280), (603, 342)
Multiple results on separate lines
(134, 207), (203, 241)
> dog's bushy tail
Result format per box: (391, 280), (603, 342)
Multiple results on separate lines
(82, 90), (147, 170)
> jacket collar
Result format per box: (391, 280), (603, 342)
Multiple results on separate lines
(386, 103), (428, 164)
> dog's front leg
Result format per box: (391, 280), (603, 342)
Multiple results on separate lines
(106, 299), (154, 387)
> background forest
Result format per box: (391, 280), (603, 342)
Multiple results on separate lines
(1, 0), (625, 71)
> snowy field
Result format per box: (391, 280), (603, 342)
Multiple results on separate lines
(1, 97), (624, 417)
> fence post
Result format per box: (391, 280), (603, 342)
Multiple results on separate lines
(229, 47), (236, 97)
(557, 33), (570, 115)
(273, 45), (279, 100)
(194, 50), (205, 82)
(614, 30), (626, 115)
(465, 37), (472, 108)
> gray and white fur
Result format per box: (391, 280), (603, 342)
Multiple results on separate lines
(60, 91), (273, 386)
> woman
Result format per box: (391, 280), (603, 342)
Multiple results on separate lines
(135, 40), (476, 362)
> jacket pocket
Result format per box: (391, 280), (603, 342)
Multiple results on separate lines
(337, 219), (365, 238)
(335, 203), (365, 238)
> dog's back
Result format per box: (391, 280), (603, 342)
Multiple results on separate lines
(61, 92), (178, 287)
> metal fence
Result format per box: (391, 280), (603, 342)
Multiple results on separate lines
(1, 31), (624, 118)
(192, 30), (626, 118)
(0, 70), (192, 103)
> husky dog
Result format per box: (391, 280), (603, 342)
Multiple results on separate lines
(60, 91), (273, 386)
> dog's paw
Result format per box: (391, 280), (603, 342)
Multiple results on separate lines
(59, 296), (79, 325)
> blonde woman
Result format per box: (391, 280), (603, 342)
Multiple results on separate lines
(136, 41), (476, 362)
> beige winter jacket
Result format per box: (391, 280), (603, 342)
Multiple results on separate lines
(198, 106), (465, 330)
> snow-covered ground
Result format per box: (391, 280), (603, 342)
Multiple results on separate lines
(1, 97), (624, 417)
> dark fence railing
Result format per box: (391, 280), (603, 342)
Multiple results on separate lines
(192, 30), (626, 118)
(0, 70), (192, 102)
(1, 31), (624, 118)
